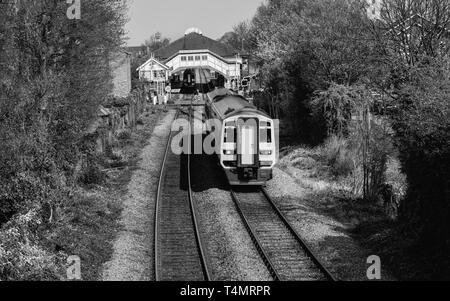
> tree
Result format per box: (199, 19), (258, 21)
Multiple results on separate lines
(364, 1), (450, 252)
(236, 0), (373, 141)
(143, 32), (171, 53)
(0, 0), (127, 223)
(376, 0), (450, 65)
(218, 21), (252, 52)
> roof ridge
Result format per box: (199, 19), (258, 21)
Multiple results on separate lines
(154, 32), (238, 60)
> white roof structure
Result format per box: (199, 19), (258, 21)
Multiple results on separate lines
(136, 56), (170, 72)
(185, 27), (203, 36)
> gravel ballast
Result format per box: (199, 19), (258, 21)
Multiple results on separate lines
(194, 189), (272, 281)
(266, 165), (396, 281)
(189, 146), (272, 281)
(102, 110), (175, 281)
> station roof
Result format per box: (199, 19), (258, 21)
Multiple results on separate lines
(154, 32), (238, 60)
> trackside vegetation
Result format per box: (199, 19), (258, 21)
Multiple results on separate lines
(221, 0), (449, 280)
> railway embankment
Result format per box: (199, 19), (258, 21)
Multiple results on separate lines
(57, 107), (169, 281)
(0, 97), (165, 281)
(102, 109), (176, 281)
(267, 147), (398, 281)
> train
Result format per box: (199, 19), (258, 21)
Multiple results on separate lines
(171, 69), (213, 94)
(205, 88), (277, 186)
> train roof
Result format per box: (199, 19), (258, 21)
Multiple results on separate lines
(208, 90), (269, 119)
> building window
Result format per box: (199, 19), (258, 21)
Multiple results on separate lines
(195, 56), (201, 61)
(202, 55), (208, 61)
(152, 70), (165, 79)
(188, 56), (194, 61)
(181, 56), (187, 61)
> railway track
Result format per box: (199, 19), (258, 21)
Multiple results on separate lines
(154, 106), (211, 281)
(231, 188), (336, 281)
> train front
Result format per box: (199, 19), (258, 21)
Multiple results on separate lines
(220, 109), (277, 186)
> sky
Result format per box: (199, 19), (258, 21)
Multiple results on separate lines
(125, 0), (265, 46)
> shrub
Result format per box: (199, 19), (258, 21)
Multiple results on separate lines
(77, 165), (105, 186)
(0, 172), (50, 224)
(349, 114), (394, 202)
(320, 135), (355, 177)
(0, 211), (64, 281)
(389, 61), (450, 247)
(117, 130), (132, 141)
(311, 84), (360, 137)
(0, 132), (63, 225)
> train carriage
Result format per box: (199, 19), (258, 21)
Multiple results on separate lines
(206, 88), (277, 186)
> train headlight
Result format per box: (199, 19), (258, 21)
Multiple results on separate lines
(260, 150), (272, 156)
(224, 150), (235, 155)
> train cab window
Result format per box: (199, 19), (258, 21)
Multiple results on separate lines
(188, 56), (194, 61)
(260, 128), (272, 143)
(224, 127), (236, 143)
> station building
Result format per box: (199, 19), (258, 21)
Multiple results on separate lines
(137, 28), (243, 93)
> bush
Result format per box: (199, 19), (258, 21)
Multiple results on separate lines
(117, 130), (132, 141)
(320, 135), (355, 177)
(311, 84), (362, 137)
(77, 165), (105, 186)
(0, 173), (50, 224)
(0, 211), (64, 281)
(389, 61), (450, 247)
(349, 113), (394, 202)
(0, 132), (63, 225)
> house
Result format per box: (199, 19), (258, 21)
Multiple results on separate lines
(136, 54), (170, 83)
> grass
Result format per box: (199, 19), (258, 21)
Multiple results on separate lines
(319, 135), (355, 178)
